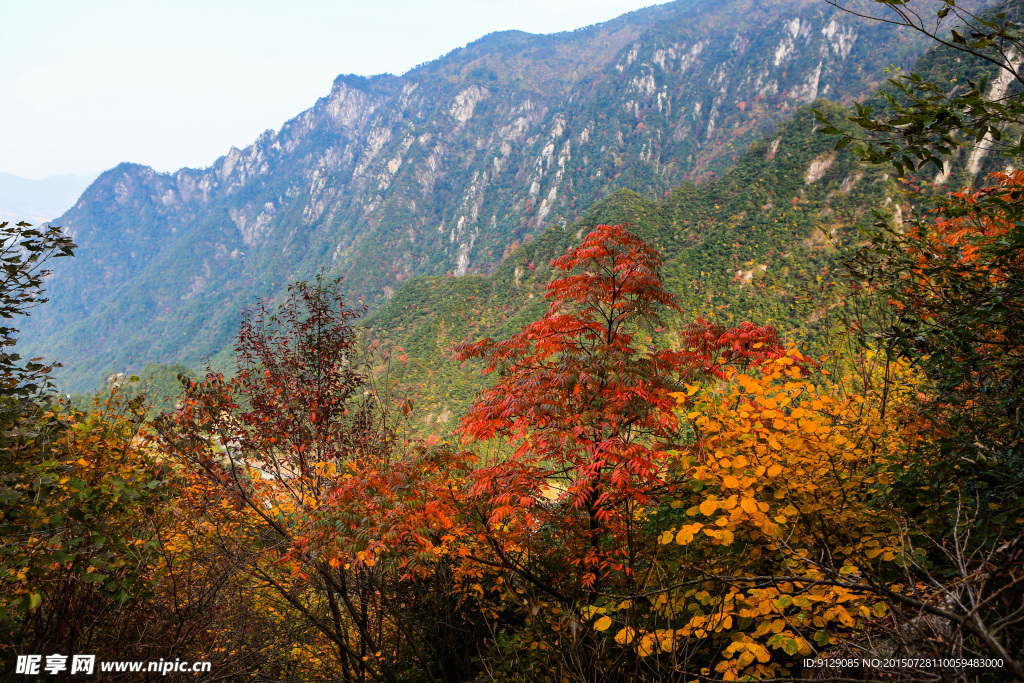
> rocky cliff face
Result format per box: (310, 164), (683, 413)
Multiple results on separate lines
(22, 0), (953, 391)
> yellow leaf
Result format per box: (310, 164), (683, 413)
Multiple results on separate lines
(675, 523), (702, 545)
(614, 627), (636, 645)
(594, 616), (612, 631)
(723, 475), (740, 489)
(740, 497), (758, 514)
(699, 499), (718, 516)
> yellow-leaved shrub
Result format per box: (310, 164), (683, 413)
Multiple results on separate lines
(619, 349), (917, 679)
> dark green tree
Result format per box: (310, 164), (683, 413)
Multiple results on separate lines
(0, 221), (75, 405)
(819, 0), (1024, 175)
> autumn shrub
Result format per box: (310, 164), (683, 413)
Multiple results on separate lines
(627, 356), (910, 678)
(830, 172), (1024, 677)
(0, 391), (169, 672)
(815, 1), (1024, 666)
(156, 275), (488, 682)
(0, 222), (175, 670)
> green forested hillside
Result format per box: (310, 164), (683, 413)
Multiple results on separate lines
(364, 102), (894, 433)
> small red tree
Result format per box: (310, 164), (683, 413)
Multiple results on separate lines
(457, 225), (680, 584)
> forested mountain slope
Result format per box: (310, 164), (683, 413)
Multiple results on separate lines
(22, 0), (952, 392)
(364, 103), (899, 432)
(369, 0), (1024, 434)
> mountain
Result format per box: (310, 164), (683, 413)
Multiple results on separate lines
(0, 173), (99, 224)
(20, 0), (976, 392)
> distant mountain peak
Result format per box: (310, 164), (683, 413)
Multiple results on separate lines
(0, 172), (99, 224)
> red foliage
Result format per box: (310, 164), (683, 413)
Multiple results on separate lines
(677, 317), (789, 380)
(231, 278), (372, 475)
(454, 224), (792, 593)
(455, 225), (687, 589)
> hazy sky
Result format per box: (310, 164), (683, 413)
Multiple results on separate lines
(1, 0), (667, 179)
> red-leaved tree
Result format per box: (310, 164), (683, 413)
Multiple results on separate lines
(158, 277), (479, 682)
(455, 225), (685, 598)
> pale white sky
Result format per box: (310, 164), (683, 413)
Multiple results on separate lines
(1, 0), (667, 179)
